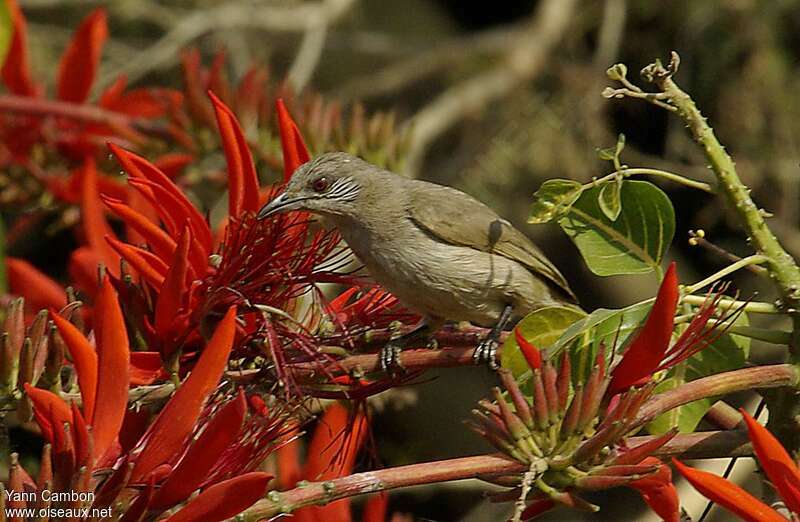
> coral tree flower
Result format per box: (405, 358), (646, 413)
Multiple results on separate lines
(608, 261), (736, 396)
(18, 279), (289, 520)
(0, 2), (177, 160)
(478, 261), (746, 520)
(675, 409), (800, 522)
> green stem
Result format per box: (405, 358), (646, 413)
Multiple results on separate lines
(681, 295), (778, 314)
(683, 254), (769, 294)
(647, 60), (800, 347)
(591, 167), (714, 193)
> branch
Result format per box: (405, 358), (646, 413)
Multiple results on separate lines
(286, 0), (357, 92)
(235, 430), (751, 520)
(633, 364), (799, 430)
(336, 23), (527, 101)
(0, 94), (168, 136)
(98, 0), (355, 89)
(402, 0), (578, 177)
(637, 54), (800, 346)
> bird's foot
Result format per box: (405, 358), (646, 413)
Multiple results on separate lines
(379, 342), (405, 376)
(473, 337), (500, 370)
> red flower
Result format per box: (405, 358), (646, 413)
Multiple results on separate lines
(675, 409), (800, 521)
(629, 457), (680, 522)
(23, 285), (288, 520)
(0, 3), (178, 161)
(278, 402), (378, 522)
(514, 326), (542, 370)
(608, 262), (737, 396)
(609, 262), (679, 394)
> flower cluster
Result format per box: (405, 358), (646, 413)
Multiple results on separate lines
(7, 277), (297, 521)
(472, 263), (737, 520)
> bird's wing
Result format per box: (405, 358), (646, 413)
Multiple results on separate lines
(407, 181), (576, 301)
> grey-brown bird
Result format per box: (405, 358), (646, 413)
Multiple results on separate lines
(258, 152), (577, 371)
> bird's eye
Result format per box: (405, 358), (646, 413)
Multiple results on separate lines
(311, 176), (330, 192)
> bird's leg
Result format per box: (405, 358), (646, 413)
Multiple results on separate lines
(473, 304), (514, 370)
(379, 321), (436, 374)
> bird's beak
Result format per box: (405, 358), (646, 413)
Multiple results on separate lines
(257, 192), (308, 220)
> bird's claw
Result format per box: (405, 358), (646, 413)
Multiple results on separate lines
(379, 342), (405, 376)
(473, 338), (499, 370)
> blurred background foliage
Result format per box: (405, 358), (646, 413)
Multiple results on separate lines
(5, 0), (800, 519)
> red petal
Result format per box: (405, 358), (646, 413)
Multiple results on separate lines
(92, 275), (130, 461)
(609, 262), (679, 394)
(741, 409), (800, 513)
(126, 178), (208, 275)
(1, 0), (39, 96)
(180, 48), (215, 127)
(673, 458), (785, 522)
(515, 327), (542, 370)
(154, 153), (194, 179)
(81, 158), (120, 276)
(56, 8), (107, 103)
(98, 75), (127, 108)
(210, 91), (260, 217)
(119, 477), (155, 522)
(102, 195), (177, 263)
(106, 237), (168, 288)
(521, 499), (556, 520)
(628, 457), (679, 522)
(164, 472), (271, 522)
(6, 257), (67, 310)
(50, 312), (97, 423)
(130, 306), (237, 481)
(299, 403), (367, 521)
(151, 390), (247, 509)
(68, 247), (103, 298)
(276, 436), (302, 490)
(275, 99), (310, 181)
(23, 383), (72, 443)
(70, 401), (92, 468)
(130, 352), (167, 385)
(110, 144), (212, 254)
(154, 225), (191, 338)
(362, 493), (389, 522)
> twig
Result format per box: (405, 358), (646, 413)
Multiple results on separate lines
(688, 230), (769, 275)
(97, 0), (356, 90)
(287, 0), (356, 93)
(402, 0), (578, 177)
(336, 23), (527, 101)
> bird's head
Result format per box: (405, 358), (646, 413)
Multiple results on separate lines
(257, 152), (368, 220)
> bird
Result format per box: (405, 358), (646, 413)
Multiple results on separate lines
(257, 152), (577, 372)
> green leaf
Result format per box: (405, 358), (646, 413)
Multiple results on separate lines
(549, 300), (651, 381)
(0, 1), (11, 70)
(597, 147), (616, 161)
(528, 179), (583, 224)
(501, 306), (586, 378)
(598, 178), (622, 221)
(558, 180), (675, 276)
